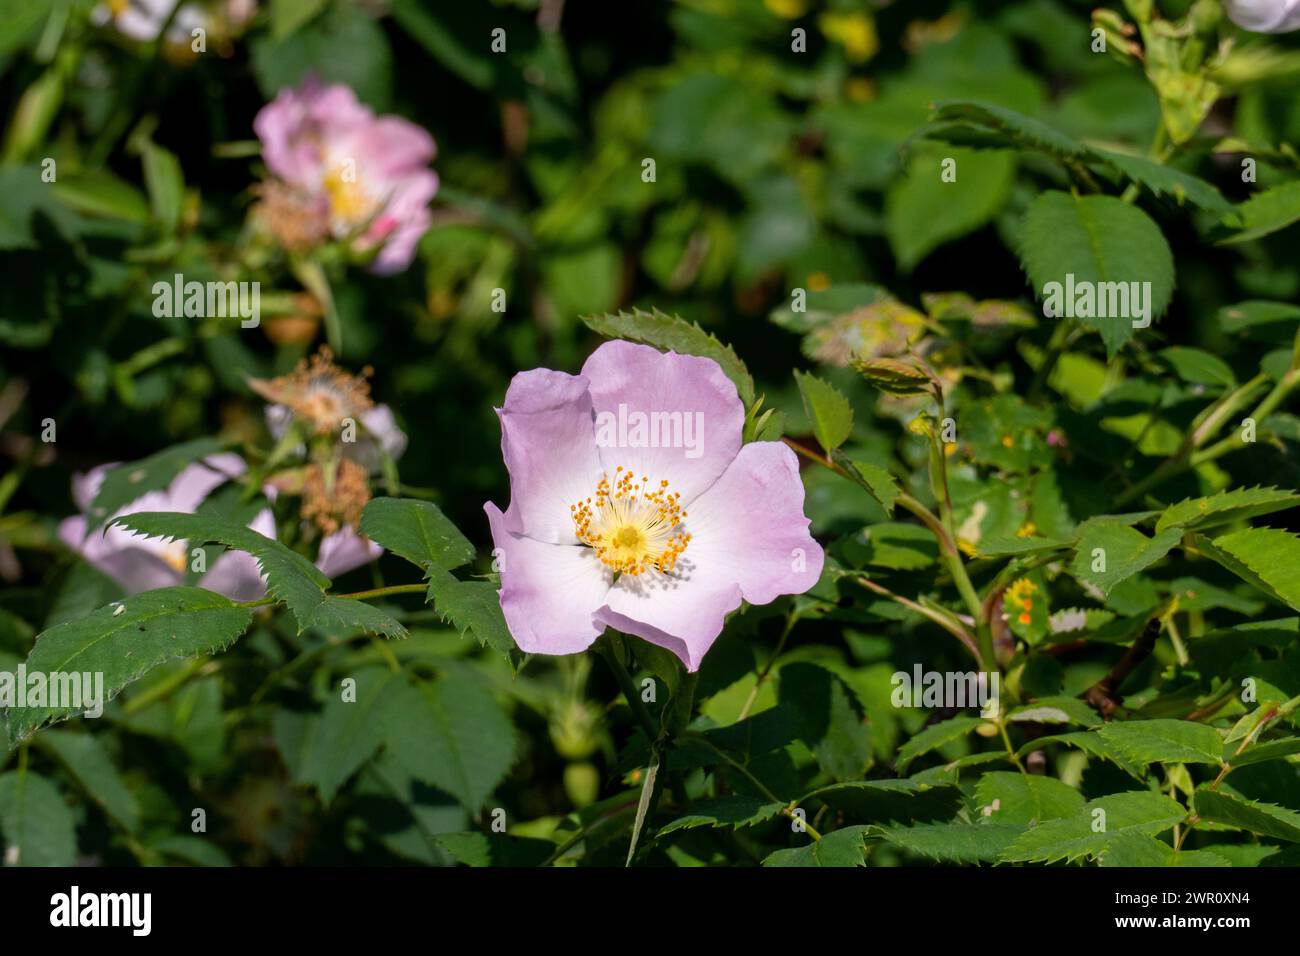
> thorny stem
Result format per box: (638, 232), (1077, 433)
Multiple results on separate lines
(856, 576), (982, 665)
(235, 581), (427, 610)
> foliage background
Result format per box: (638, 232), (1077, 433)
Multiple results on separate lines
(2, 0), (1300, 867)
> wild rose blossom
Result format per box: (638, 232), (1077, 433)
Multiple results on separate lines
(485, 341), (824, 671)
(60, 453), (379, 600)
(1223, 0), (1300, 32)
(253, 77), (438, 274)
(94, 0), (257, 46)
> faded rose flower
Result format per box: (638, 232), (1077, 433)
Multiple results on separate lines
(252, 77), (437, 274)
(1223, 0), (1300, 32)
(59, 452), (378, 598)
(485, 341), (824, 671)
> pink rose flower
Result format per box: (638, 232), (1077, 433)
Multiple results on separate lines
(485, 341), (825, 671)
(60, 453), (378, 600)
(253, 77), (438, 274)
(1223, 0), (1300, 32)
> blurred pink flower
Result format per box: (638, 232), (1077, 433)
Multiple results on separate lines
(60, 453), (378, 600)
(1223, 0), (1300, 32)
(253, 77), (438, 274)
(94, 0), (257, 45)
(485, 341), (824, 671)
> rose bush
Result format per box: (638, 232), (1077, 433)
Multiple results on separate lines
(1, 0), (1300, 870)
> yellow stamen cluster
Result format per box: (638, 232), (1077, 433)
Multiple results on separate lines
(570, 466), (690, 576)
(323, 166), (378, 226)
(249, 346), (374, 435)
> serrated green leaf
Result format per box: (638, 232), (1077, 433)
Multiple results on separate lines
(86, 439), (225, 529)
(1097, 720), (1225, 766)
(1018, 732), (1147, 780)
(975, 772), (1085, 825)
(1228, 736), (1300, 767)
(802, 779), (964, 824)
(6, 587), (252, 739)
(852, 356), (935, 396)
(1070, 520), (1181, 594)
(1218, 180), (1300, 245)
(895, 715), (986, 773)
(1007, 697), (1102, 728)
(1019, 191), (1174, 355)
(0, 770), (76, 866)
(1156, 487), (1300, 534)
(877, 821), (1024, 863)
(793, 370), (853, 453)
(1091, 148), (1231, 216)
(435, 831), (555, 867)
(658, 796), (784, 836)
(425, 567), (516, 656)
(1193, 787), (1300, 842)
(384, 674), (518, 813)
(762, 825), (871, 867)
(925, 101), (1087, 160)
(581, 308), (754, 406)
(1099, 833), (1231, 867)
(1195, 527), (1300, 610)
(359, 497), (475, 572)
(1001, 791), (1185, 863)
(298, 667), (406, 804)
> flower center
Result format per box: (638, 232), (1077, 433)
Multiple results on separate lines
(570, 466), (690, 576)
(323, 168), (377, 227)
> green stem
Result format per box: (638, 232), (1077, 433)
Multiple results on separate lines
(235, 581), (427, 610)
(595, 637), (660, 743)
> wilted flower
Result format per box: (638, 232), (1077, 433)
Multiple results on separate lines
(59, 452), (379, 598)
(252, 77), (438, 273)
(485, 341), (824, 671)
(1223, 0), (1300, 32)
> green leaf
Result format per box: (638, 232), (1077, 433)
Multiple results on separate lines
(1193, 788), (1300, 842)
(1099, 833), (1231, 867)
(1007, 697), (1102, 728)
(877, 821), (1024, 863)
(657, 796), (784, 836)
(50, 170), (150, 224)
(778, 662), (872, 781)
(298, 668), (406, 804)
(1156, 487), (1300, 534)
(270, 0), (329, 40)
(384, 675), (518, 813)
(895, 715), (986, 773)
(388, 0), (495, 90)
(762, 825), (871, 867)
(1018, 191), (1174, 355)
(1001, 791), (1186, 863)
(1228, 736), (1300, 767)
(1218, 180), (1300, 245)
(1096, 720), (1225, 766)
(832, 455), (901, 515)
(359, 497), (475, 572)
(1195, 527), (1300, 610)
(435, 832), (554, 867)
(581, 308), (755, 406)
(425, 568), (517, 656)
(1158, 346), (1236, 389)
(1019, 732), (1147, 780)
(6, 587), (252, 740)
(885, 146), (1015, 270)
(801, 779), (964, 824)
(137, 139), (185, 235)
(1069, 520), (1181, 594)
(0, 770), (76, 866)
(974, 772), (1085, 825)
(1090, 148), (1232, 216)
(793, 370), (853, 453)
(925, 101), (1087, 161)
(110, 512), (405, 638)
(86, 438), (225, 528)
(36, 730), (140, 832)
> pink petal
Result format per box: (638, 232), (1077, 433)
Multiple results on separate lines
(580, 341), (744, 505)
(486, 502), (610, 655)
(200, 508), (275, 601)
(167, 453), (246, 513)
(315, 526), (383, 580)
(593, 441), (823, 671)
(496, 367), (603, 544)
